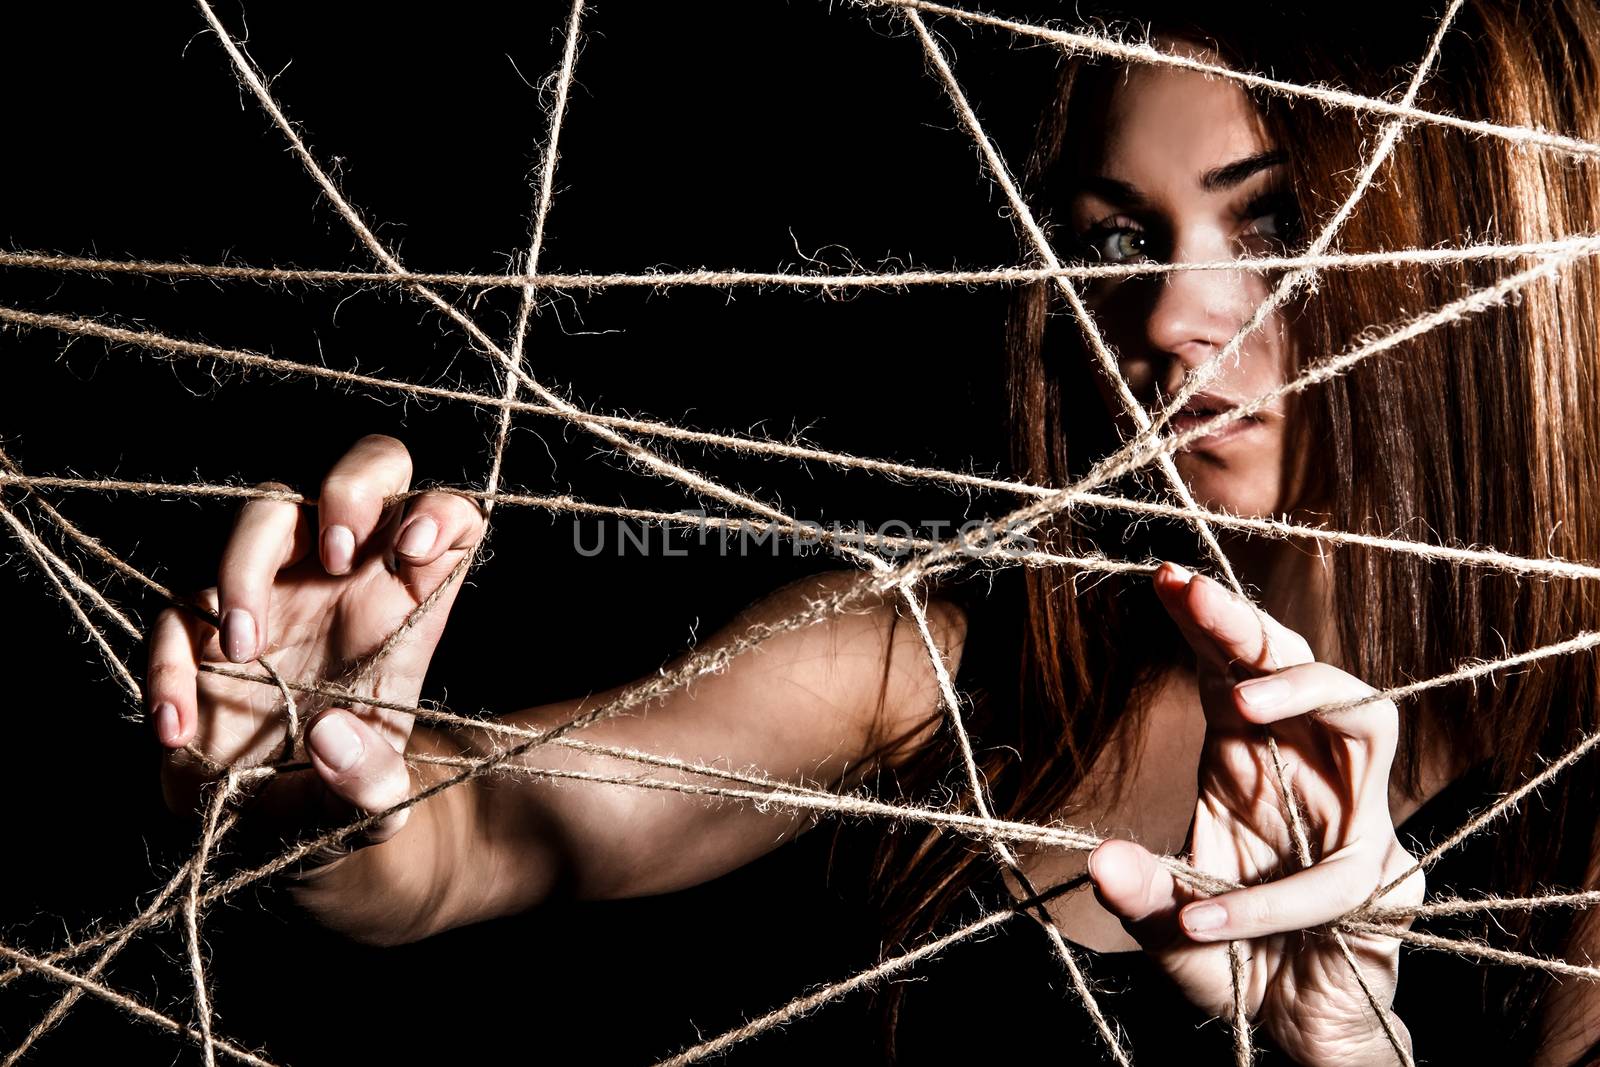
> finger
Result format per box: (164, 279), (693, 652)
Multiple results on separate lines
(1153, 562), (1230, 668)
(318, 434), (413, 576)
(147, 606), (204, 748)
(1233, 661), (1399, 746)
(1234, 664), (1399, 816)
(389, 489), (487, 571)
(306, 709), (414, 845)
(1179, 840), (1388, 942)
(217, 488), (311, 663)
(1088, 838), (1186, 954)
(1156, 562), (1314, 673)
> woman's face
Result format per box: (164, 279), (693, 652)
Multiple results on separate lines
(1068, 47), (1309, 518)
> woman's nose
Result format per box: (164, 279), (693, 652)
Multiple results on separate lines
(1143, 239), (1256, 373)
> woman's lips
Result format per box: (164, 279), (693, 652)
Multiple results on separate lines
(1165, 402), (1265, 450)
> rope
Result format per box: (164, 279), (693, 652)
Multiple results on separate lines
(9, 1), (1600, 1063)
(5, 236), (1597, 290)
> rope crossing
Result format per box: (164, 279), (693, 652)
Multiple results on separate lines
(4, 2), (1600, 1064)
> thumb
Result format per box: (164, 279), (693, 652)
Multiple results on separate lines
(306, 708), (414, 846)
(1087, 838), (1186, 954)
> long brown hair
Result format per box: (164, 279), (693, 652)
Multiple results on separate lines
(860, 0), (1600, 1054)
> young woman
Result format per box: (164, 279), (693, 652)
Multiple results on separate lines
(146, 2), (1600, 1062)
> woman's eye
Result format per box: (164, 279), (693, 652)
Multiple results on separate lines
(1242, 214), (1289, 252)
(1239, 197), (1302, 255)
(1080, 222), (1150, 263)
(1250, 213), (1285, 240)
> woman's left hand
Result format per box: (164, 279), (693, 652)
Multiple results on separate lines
(1086, 561), (1425, 1065)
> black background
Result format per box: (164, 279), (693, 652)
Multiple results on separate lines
(0, 2), (1067, 1063)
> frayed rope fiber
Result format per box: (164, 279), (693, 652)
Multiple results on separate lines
(7, 2), (1600, 1065)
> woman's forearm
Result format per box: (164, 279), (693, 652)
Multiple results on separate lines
(278, 568), (930, 942)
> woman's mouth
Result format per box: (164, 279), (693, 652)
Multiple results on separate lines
(1164, 393), (1266, 451)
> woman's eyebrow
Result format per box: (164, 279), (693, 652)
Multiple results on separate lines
(1199, 150), (1287, 191)
(1072, 152), (1285, 206)
(1072, 175), (1149, 208)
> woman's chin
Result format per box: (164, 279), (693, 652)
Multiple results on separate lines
(1177, 463), (1283, 519)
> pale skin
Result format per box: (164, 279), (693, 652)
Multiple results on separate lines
(145, 48), (1596, 1066)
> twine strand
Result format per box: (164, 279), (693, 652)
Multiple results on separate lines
(182, 775), (237, 1067)
(9, 226), (1600, 573)
(0, 504), (142, 703)
(1228, 939), (1254, 1066)
(866, 0), (1600, 161)
(901, 587), (1131, 1062)
(8, 2), (1600, 1061)
(194, 0), (889, 596)
(0, 942), (281, 1067)
(7, 237), (1600, 291)
(483, 0), (586, 512)
(0, 497), (140, 640)
(12, 468), (1600, 587)
(0, 808), (240, 1062)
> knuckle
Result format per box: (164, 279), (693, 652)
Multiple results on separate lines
(1289, 638), (1314, 664)
(356, 432), (409, 459)
(441, 491), (489, 538)
(239, 484), (297, 517)
(371, 746), (412, 793)
(354, 434), (414, 480)
(1362, 697), (1401, 745)
(1308, 661), (1355, 690)
(148, 605), (183, 642)
(348, 770), (411, 823)
(1276, 631), (1314, 665)
(322, 473), (384, 516)
(235, 486), (296, 523)
(1386, 843), (1426, 899)
(146, 660), (190, 688)
(216, 559), (262, 596)
(1139, 855), (1166, 905)
(362, 809), (411, 847)
(1353, 676), (1391, 713)
(372, 776), (412, 816)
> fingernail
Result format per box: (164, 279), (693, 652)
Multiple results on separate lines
(1164, 562), (1193, 582)
(1236, 675), (1291, 711)
(310, 713), (363, 773)
(323, 525), (355, 574)
(1183, 902), (1227, 935)
(1086, 843), (1106, 881)
(396, 516), (438, 559)
(221, 609), (257, 663)
(154, 702), (181, 745)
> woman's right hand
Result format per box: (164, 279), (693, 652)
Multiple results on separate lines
(146, 434), (486, 878)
